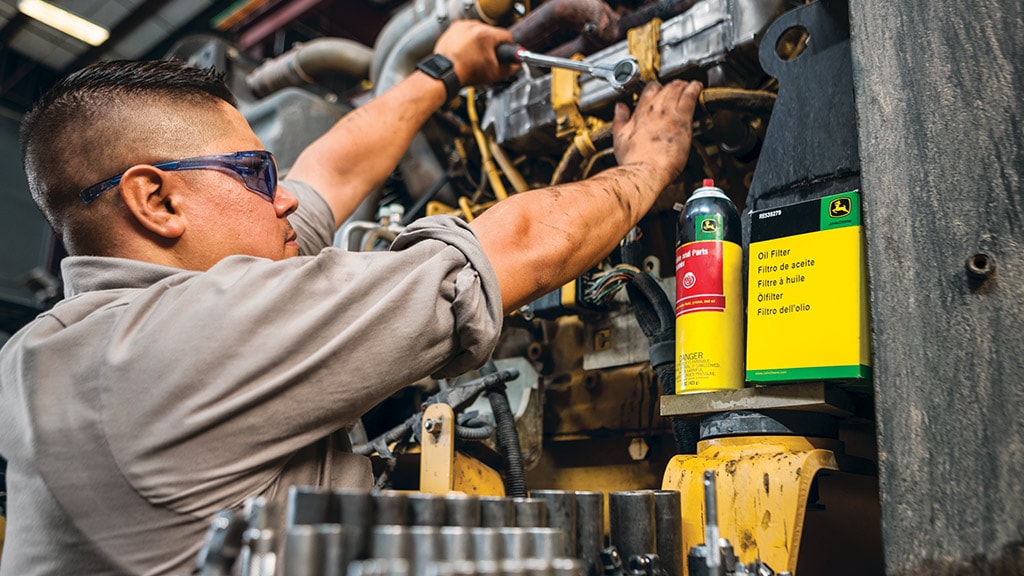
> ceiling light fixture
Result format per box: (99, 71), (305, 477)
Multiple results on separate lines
(17, 0), (110, 47)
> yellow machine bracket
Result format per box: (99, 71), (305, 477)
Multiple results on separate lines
(420, 403), (505, 496)
(627, 18), (662, 83)
(663, 435), (840, 574)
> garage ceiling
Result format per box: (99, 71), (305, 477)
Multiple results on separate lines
(0, 0), (394, 117)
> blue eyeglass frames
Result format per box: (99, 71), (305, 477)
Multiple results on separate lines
(79, 150), (278, 205)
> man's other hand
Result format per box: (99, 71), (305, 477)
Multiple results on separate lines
(435, 21), (519, 87)
(613, 80), (703, 186)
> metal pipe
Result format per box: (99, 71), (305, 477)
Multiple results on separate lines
(283, 525), (324, 576)
(375, 0), (482, 95)
(703, 471), (721, 576)
(349, 559), (412, 576)
(444, 494), (482, 527)
(488, 140), (529, 193)
(475, 559), (501, 576)
(549, 0), (700, 58)
(247, 38), (373, 98)
(466, 86), (509, 201)
(501, 528), (533, 559)
(551, 558), (585, 576)
(608, 491), (655, 563)
(479, 496), (516, 527)
(530, 491), (576, 558)
(372, 525), (414, 561)
(336, 221), (382, 251)
(653, 490), (683, 576)
(370, 3), (421, 87)
(239, 497), (278, 576)
(410, 526), (444, 576)
(508, 0), (618, 54)
(528, 528), (565, 560)
(322, 524), (346, 576)
(501, 559), (529, 576)
(441, 527), (475, 561)
(574, 491), (604, 576)
(334, 489), (374, 561)
(283, 524), (345, 576)
(288, 486), (332, 527)
(513, 497), (548, 528)
(367, 0), (516, 223)
(523, 558), (555, 576)
(375, 491), (411, 526)
(409, 493), (448, 527)
(471, 528), (503, 562)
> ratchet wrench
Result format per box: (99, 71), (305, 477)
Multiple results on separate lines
(496, 43), (642, 94)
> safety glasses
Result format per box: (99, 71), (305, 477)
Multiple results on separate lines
(79, 150), (278, 204)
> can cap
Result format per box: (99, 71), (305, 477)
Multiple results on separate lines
(688, 178), (729, 202)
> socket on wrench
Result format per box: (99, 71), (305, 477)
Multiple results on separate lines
(496, 43), (642, 94)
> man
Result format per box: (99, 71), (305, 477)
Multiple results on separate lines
(0, 19), (700, 575)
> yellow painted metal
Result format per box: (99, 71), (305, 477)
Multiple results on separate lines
(419, 403), (505, 496)
(458, 197), (477, 222)
(0, 514), (5, 564)
(474, 0), (516, 24)
(426, 201), (454, 217)
(488, 140), (529, 194)
(627, 18), (662, 83)
(662, 435), (840, 575)
(550, 59), (584, 139)
(466, 87), (509, 201)
(420, 403), (456, 494)
(453, 452), (506, 496)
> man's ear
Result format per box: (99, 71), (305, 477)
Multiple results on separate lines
(118, 165), (186, 239)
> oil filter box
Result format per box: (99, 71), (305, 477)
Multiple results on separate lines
(746, 191), (870, 384)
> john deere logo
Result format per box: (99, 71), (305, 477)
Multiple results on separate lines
(829, 197), (852, 218)
(701, 218), (718, 232)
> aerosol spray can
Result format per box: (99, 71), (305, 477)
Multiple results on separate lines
(675, 179), (744, 393)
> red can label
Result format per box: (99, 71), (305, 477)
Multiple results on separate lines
(675, 240), (726, 316)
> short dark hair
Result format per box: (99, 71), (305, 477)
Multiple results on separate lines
(20, 59), (237, 248)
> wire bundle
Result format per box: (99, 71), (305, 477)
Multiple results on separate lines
(584, 264), (641, 306)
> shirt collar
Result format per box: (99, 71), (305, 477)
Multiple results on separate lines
(61, 256), (195, 298)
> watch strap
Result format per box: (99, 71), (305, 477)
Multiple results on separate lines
(416, 54), (461, 102)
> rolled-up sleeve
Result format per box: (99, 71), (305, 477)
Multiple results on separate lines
(391, 216), (503, 377)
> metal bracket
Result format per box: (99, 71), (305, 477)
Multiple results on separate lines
(627, 17), (662, 83)
(550, 57), (585, 139)
(420, 403), (456, 494)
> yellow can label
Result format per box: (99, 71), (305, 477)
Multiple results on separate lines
(675, 240), (744, 393)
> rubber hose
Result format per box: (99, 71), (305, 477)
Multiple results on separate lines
(481, 361), (529, 497)
(551, 123), (614, 185)
(698, 88), (777, 118)
(456, 423), (497, 440)
(402, 174), (450, 225)
(549, 89), (773, 185)
(352, 417), (413, 456)
(621, 241), (698, 454)
(656, 363), (699, 453)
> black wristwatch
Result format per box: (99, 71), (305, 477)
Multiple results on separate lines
(416, 54), (461, 102)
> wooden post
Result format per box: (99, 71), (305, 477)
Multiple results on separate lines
(849, 0), (1024, 573)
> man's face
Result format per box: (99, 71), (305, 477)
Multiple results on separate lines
(174, 101), (300, 268)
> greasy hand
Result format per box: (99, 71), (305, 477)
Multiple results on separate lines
(613, 80), (703, 185)
(434, 21), (519, 87)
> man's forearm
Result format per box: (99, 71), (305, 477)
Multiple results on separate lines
(288, 72), (448, 227)
(471, 162), (674, 314)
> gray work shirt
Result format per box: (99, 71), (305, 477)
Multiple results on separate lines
(0, 180), (503, 575)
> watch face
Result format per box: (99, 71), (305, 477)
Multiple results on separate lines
(417, 54), (459, 100)
(425, 55), (453, 76)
